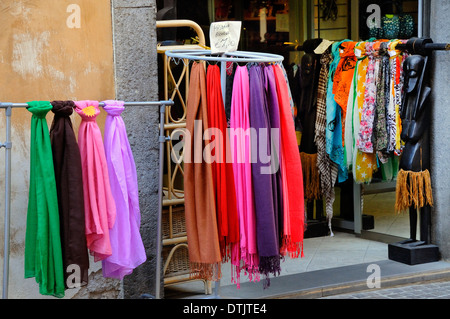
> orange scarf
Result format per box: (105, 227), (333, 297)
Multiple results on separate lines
(184, 62), (222, 281)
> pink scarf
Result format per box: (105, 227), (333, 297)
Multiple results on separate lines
(75, 100), (116, 262)
(273, 64), (305, 258)
(230, 66), (260, 282)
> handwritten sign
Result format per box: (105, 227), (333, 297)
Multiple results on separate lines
(210, 21), (241, 54)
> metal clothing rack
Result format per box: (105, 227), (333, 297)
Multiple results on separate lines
(164, 48), (284, 298)
(0, 99), (174, 300)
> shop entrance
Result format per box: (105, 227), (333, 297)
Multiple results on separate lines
(156, 0), (424, 298)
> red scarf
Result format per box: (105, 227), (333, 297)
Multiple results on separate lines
(273, 64), (305, 258)
(206, 64), (241, 287)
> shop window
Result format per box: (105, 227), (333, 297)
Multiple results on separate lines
(314, 0), (350, 41)
(359, 0), (419, 40)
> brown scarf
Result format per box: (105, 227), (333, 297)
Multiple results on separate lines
(184, 62), (222, 281)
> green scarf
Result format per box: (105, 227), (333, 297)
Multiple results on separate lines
(24, 101), (65, 298)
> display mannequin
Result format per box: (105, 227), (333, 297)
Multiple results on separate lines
(389, 38), (439, 265)
(396, 54), (433, 245)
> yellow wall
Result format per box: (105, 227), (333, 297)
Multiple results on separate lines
(0, 0), (114, 298)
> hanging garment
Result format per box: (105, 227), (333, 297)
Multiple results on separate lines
(314, 46), (339, 233)
(184, 62), (222, 281)
(230, 65), (259, 282)
(373, 41), (389, 160)
(273, 63), (305, 259)
(357, 41), (379, 154)
(298, 53), (323, 202)
(75, 100), (116, 262)
(249, 64), (281, 287)
(101, 100), (147, 280)
(206, 65), (241, 287)
(49, 100), (89, 289)
(388, 40), (408, 156)
(326, 40), (350, 184)
(263, 65), (284, 252)
(25, 101), (65, 298)
(333, 40), (357, 132)
(350, 42), (379, 184)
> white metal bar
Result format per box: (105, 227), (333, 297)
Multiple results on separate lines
(0, 99), (173, 299)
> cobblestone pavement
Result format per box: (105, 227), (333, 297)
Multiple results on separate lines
(321, 280), (450, 299)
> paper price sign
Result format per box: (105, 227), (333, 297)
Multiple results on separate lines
(210, 21), (241, 54)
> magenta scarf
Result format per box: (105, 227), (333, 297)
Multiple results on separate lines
(101, 100), (147, 279)
(74, 100), (116, 262)
(230, 66), (260, 283)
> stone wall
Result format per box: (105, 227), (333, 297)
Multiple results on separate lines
(110, 0), (161, 298)
(429, 0), (450, 261)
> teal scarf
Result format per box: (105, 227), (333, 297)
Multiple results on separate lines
(24, 101), (65, 298)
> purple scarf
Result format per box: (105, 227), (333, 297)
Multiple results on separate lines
(101, 100), (147, 279)
(249, 65), (281, 287)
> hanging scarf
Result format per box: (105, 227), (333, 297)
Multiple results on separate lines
(349, 42), (379, 184)
(273, 64), (305, 259)
(184, 62), (222, 282)
(263, 65), (284, 252)
(101, 100), (147, 279)
(49, 100), (89, 289)
(388, 40), (408, 156)
(25, 101), (65, 298)
(373, 41), (390, 162)
(249, 64), (281, 287)
(230, 66), (259, 282)
(206, 65), (241, 287)
(298, 52), (322, 202)
(315, 47), (339, 233)
(333, 41), (357, 135)
(326, 40), (350, 184)
(357, 41), (379, 154)
(75, 100), (116, 262)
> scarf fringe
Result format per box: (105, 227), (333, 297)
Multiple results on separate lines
(240, 248), (260, 283)
(259, 255), (282, 289)
(300, 152), (322, 201)
(189, 261), (222, 282)
(280, 236), (304, 259)
(395, 169), (434, 213)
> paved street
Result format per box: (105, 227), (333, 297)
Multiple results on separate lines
(321, 280), (450, 299)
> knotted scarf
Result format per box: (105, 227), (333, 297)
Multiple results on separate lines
(230, 66), (259, 282)
(315, 47), (339, 233)
(326, 40), (350, 184)
(184, 62), (222, 281)
(205, 66), (241, 287)
(357, 41), (379, 154)
(333, 41), (357, 133)
(75, 100), (116, 262)
(349, 42), (378, 184)
(249, 64), (281, 287)
(273, 64), (305, 259)
(50, 100), (89, 288)
(25, 101), (65, 298)
(101, 100), (147, 279)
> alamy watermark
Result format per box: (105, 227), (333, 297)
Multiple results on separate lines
(171, 120), (281, 175)
(367, 264), (381, 289)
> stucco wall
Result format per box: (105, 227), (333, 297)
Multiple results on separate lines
(0, 0), (115, 298)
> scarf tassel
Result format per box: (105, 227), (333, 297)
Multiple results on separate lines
(395, 169), (434, 213)
(189, 261), (222, 283)
(259, 256), (282, 289)
(280, 236), (304, 259)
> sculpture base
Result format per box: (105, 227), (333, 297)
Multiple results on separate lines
(388, 240), (440, 265)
